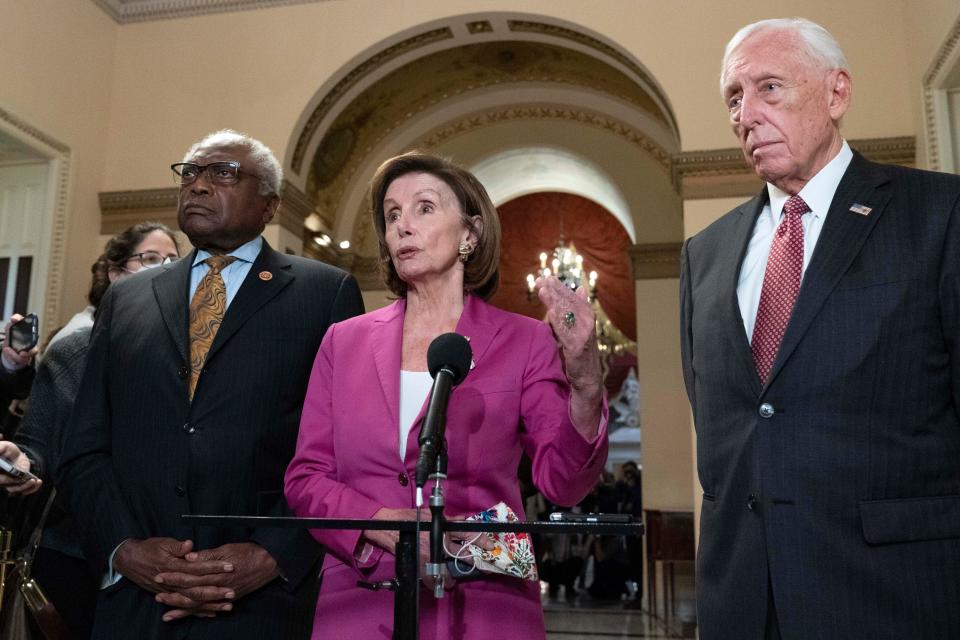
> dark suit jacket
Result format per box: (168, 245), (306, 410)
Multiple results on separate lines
(59, 240), (364, 640)
(681, 153), (960, 640)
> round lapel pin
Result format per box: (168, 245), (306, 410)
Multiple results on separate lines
(259, 271), (273, 281)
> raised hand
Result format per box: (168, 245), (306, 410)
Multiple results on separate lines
(534, 276), (603, 437)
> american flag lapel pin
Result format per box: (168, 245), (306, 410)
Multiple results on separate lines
(849, 203), (872, 216)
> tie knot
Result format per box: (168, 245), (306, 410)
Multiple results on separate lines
(783, 195), (810, 219)
(203, 255), (237, 275)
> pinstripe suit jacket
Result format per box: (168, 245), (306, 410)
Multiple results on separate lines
(59, 240), (364, 640)
(681, 153), (960, 639)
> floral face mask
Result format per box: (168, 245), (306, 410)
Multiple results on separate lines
(447, 502), (538, 581)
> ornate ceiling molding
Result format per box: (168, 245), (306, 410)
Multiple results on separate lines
(0, 106), (69, 154)
(674, 136), (916, 199)
(302, 243), (381, 289)
(628, 243), (682, 280)
(305, 38), (675, 225)
(291, 27), (455, 174)
(346, 103), (677, 252)
(922, 13), (960, 171)
(506, 19), (678, 135)
(99, 179), (312, 238)
(0, 106), (71, 337)
(90, 0), (328, 24)
(418, 105), (673, 170)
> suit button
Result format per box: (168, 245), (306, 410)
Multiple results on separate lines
(398, 473), (409, 486)
(182, 423), (195, 434)
(758, 403), (775, 418)
(747, 494), (758, 511)
(178, 365), (189, 380)
(175, 486), (186, 497)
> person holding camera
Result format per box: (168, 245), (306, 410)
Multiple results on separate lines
(0, 314), (38, 442)
(0, 221), (181, 638)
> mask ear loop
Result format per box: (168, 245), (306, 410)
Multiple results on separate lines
(443, 532), (485, 576)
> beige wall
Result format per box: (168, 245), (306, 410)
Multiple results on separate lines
(4, 0), (953, 322)
(97, 0), (922, 195)
(903, 0), (960, 167)
(1, 0), (956, 321)
(635, 277), (691, 509)
(1, 0), (118, 321)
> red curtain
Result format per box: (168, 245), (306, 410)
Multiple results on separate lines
(491, 192), (637, 394)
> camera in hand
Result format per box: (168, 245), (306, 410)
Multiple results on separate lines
(8, 313), (39, 352)
(0, 455), (39, 482)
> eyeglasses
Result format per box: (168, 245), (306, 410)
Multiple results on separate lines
(170, 161), (263, 187)
(123, 251), (178, 270)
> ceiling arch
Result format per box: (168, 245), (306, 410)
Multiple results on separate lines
(470, 146), (635, 242)
(289, 12), (684, 267)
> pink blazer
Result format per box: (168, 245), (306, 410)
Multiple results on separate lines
(285, 294), (608, 640)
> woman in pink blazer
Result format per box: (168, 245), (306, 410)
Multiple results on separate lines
(285, 152), (608, 640)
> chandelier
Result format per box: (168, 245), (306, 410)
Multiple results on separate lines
(525, 238), (597, 300)
(525, 238), (636, 370)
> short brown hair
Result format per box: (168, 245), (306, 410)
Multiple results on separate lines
(369, 151), (501, 299)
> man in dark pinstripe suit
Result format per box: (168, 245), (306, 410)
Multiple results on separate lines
(60, 131), (364, 639)
(681, 18), (960, 640)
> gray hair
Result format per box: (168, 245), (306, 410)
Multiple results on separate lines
(182, 129), (283, 196)
(720, 18), (848, 90)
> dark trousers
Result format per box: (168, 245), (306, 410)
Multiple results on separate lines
(765, 581), (781, 640)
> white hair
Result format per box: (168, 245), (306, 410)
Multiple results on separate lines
(182, 129), (283, 196)
(720, 18), (849, 90)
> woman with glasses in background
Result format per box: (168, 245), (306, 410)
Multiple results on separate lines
(45, 222), (181, 351)
(0, 221), (179, 638)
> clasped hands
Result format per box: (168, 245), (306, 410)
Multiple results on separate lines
(113, 538), (279, 622)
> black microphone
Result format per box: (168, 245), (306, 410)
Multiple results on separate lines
(415, 333), (472, 489)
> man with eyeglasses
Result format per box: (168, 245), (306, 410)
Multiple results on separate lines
(60, 129), (364, 640)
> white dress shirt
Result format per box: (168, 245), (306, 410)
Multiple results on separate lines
(737, 141), (853, 342)
(189, 236), (263, 307)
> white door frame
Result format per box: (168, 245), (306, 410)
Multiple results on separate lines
(0, 106), (71, 337)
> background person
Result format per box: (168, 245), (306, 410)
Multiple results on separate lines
(0, 221), (180, 639)
(284, 151), (609, 639)
(0, 314), (38, 439)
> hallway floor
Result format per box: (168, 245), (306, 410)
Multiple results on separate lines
(542, 570), (696, 639)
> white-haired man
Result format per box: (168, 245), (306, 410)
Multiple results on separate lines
(681, 18), (960, 639)
(61, 130), (364, 639)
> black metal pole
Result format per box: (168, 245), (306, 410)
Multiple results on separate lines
(393, 529), (418, 640)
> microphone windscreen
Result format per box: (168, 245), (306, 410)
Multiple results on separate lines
(427, 333), (473, 384)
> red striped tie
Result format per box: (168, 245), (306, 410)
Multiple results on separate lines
(751, 195), (809, 383)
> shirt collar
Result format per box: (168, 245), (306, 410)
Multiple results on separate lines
(766, 140), (853, 220)
(193, 236), (263, 267)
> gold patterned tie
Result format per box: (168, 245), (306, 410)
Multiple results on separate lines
(188, 255), (237, 399)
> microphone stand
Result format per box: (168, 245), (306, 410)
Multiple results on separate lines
(424, 442), (448, 598)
